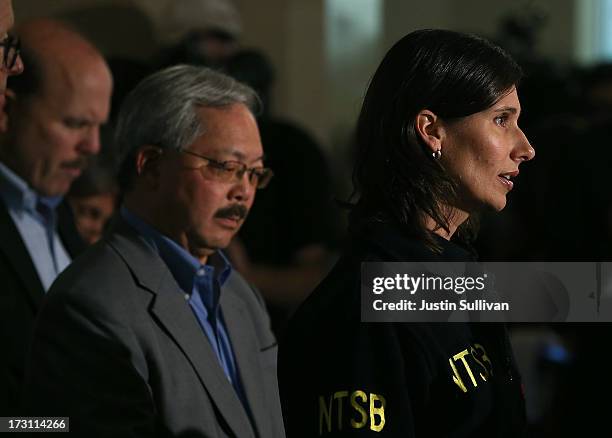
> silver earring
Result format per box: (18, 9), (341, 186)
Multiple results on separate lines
(432, 149), (441, 159)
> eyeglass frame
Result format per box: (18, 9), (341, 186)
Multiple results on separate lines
(0, 34), (20, 71)
(175, 148), (274, 189)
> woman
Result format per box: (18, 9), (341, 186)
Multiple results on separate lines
(278, 29), (534, 437)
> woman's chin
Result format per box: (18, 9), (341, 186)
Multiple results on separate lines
(490, 197), (507, 212)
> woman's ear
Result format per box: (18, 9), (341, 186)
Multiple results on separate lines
(415, 109), (444, 155)
(134, 145), (164, 189)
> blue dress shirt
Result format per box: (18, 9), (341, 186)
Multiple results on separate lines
(0, 161), (71, 291)
(120, 207), (247, 403)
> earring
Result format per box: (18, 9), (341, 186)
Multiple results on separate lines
(432, 149), (441, 159)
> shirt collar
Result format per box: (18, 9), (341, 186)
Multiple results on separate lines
(0, 161), (63, 216)
(353, 221), (476, 262)
(38, 195), (63, 210)
(120, 206), (233, 294)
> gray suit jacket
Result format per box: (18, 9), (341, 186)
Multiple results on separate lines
(22, 219), (286, 438)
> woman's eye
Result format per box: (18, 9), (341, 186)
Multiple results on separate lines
(494, 115), (508, 127)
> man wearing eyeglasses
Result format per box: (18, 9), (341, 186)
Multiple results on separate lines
(23, 65), (285, 437)
(0, 0), (22, 132)
(0, 19), (111, 415)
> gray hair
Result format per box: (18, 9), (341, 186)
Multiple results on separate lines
(115, 64), (259, 191)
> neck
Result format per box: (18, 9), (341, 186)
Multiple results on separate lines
(425, 206), (469, 241)
(187, 240), (209, 265)
(123, 193), (167, 236)
(124, 193), (210, 265)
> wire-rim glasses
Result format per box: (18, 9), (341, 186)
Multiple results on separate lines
(179, 149), (273, 189)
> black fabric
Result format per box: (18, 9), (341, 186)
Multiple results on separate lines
(279, 222), (526, 437)
(56, 199), (88, 257)
(0, 199), (85, 416)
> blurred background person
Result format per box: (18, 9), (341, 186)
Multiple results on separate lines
(66, 156), (118, 245)
(154, 0), (241, 69)
(0, 18), (112, 415)
(224, 48), (340, 334)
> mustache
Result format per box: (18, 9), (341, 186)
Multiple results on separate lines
(215, 204), (249, 220)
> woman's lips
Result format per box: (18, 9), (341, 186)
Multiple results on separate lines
(498, 175), (514, 191)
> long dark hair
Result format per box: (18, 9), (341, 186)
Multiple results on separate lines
(350, 29), (523, 250)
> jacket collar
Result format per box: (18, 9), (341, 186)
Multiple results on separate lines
(106, 217), (259, 438)
(0, 198), (45, 308)
(352, 221), (476, 262)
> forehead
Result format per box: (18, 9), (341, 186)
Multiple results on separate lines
(191, 104), (262, 161)
(34, 58), (112, 119)
(491, 87), (520, 110)
(41, 55), (110, 95)
(0, 0), (13, 36)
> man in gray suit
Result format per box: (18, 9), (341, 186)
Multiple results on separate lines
(23, 65), (284, 438)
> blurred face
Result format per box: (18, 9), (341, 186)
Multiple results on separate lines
(440, 87), (535, 212)
(69, 193), (116, 245)
(8, 58), (112, 196)
(0, 0), (23, 126)
(156, 104), (263, 261)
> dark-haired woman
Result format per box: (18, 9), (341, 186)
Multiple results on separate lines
(278, 29), (534, 437)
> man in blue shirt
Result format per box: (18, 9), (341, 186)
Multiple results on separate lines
(0, 19), (112, 415)
(23, 65), (285, 438)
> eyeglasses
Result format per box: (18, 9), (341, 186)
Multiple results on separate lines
(179, 149), (274, 189)
(0, 34), (20, 71)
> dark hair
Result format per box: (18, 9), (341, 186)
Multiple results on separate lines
(350, 29), (523, 250)
(68, 158), (118, 199)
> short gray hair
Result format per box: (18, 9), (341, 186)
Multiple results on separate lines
(115, 64), (259, 191)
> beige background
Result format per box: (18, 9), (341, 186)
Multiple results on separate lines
(12, 0), (579, 154)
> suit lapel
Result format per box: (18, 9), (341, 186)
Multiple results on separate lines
(222, 284), (272, 438)
(0, 200), (44, 309)
(109, 219), (255, 438)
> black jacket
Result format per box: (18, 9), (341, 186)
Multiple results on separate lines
(279, 222), (526, 437)
(0, 199), (85, 415)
